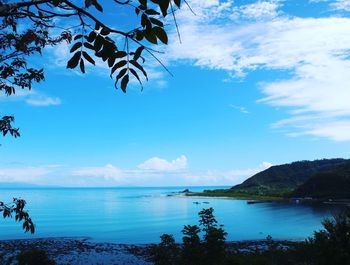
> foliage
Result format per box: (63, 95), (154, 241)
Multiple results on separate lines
(152, 234), (179, 265)
(292, 161), (350, 199)
(151, 208), (350, 265)
(0, 0), (185, 137)
(0, 0), (184, 97)
(192, 159), (350, 199)
(304, 209), (350, 265)
(17, 249), (55, 265)
(0, 115), (20, 139)
(181, 225), (202, 264)
(199, 208), (227, 265)
(232, 158), (348, 197)
(152, 208), (227, 265)
(0, 198), (35, 233)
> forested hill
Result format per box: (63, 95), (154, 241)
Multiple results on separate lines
(230, 159), (348, 197)
(291, 161), (350, 199)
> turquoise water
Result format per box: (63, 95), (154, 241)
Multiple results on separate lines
(0, 187), (342, 243)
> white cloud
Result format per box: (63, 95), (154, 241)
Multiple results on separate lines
(331, 0), (350, 11)
(0, 157), (272, 187)
(184, 162), (273, 186)
(0, 166), (56, 183)
(165, 0), (350, 141)
(309, 0), (330, 3)
(71, 164), (123, 181)
(233, 1), (282, 20)
(229, 104), (250, 114)
(0, 89), (61, 107)
(26, 96), (61, 106)
(137, 155), (188, 171)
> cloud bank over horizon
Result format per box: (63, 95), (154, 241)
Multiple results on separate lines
(0, 155), (272, 187)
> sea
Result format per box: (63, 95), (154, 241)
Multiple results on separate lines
(0, 187), (343, 243)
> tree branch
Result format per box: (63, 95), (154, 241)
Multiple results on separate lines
(62, 0), (128, 36)
(0, 0), (51, 16)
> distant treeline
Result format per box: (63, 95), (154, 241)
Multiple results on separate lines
(192, 158), (350, 199)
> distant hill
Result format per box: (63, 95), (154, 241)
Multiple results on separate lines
(0, 182), (41, 188)
(292, 161), (350, 199)
(230, 159), (348, 197)
(0, 182), (60, 188)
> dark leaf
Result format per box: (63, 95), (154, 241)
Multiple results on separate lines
(92, 0), (103, 12)
(84, 42), (94, 50)
(108, 56), (116, 68)
(111, 60), (127, 75)
(120, 74), (129, 92)
(141, 14), (151, 29)
(115, 51), (127, 58)
(74, 34), (83, 40)
(67, 51), (81, 69)
(53, 0), (60, 6)
(135, 30), (144, 41)
(130, 60), (148, 79)
(116, 68), (127, 82)
(87, 31), (97, 42)
(152, 27), (168, 44)
(133, 46), (144, 61)
(85, 0), (93, 7)
(70, 42), (82, 53)
(159, 1), (170, 17)
(100, 27), (110, 36)
(145, 9), (160, 15)
(95, 23), (101, 31)
(82, 52), (95, 65)
(80, 59), (85, 73)
(174, 0), (181, 8)
(143, 30), (158, 44)
(130, 68), (143, 89)
(150, 17), (164, 27)
(94, 35), (104, 51)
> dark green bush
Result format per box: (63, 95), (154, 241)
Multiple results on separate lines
(152, 208), (227, 265)
(151, 234), (179, 265)
(17, 249), (55, 265)
(151, 208), (350, 265)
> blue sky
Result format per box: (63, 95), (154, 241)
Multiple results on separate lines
(1, 0), (350, 187)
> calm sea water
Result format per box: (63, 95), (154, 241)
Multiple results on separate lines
(0, 187), (343, 243)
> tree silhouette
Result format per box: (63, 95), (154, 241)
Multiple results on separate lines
(0, 0), (185, 233)
(1, 0), (184, 96)
(0, 198), (35, 234)
(306, 209), (350, 265)
(153, 208), (227, 265)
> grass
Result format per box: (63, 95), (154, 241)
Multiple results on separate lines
(186, 190), (285, 201)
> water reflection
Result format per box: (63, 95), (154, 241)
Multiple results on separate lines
(0, 187), (344, 243)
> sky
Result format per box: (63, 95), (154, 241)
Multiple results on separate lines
(1, 0), (350, 187)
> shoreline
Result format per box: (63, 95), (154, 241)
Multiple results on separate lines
(179, 191), (350, 205)
(168, 190), (284, 201)
(0, 237), (303, 265)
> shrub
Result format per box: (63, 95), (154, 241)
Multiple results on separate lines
(17, 249), (55, 265)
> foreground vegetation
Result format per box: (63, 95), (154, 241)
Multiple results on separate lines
(150, 208), (350, 265)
